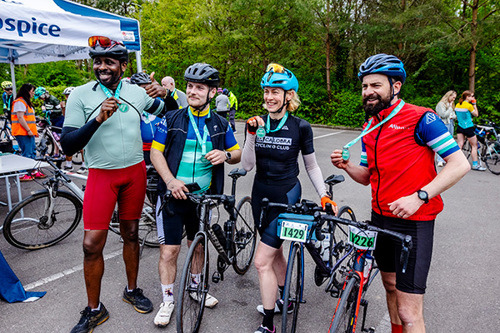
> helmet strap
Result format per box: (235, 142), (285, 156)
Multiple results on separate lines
(192, 87), (214, 112)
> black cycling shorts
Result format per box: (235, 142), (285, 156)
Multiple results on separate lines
(457, 125), (475, 138)
(251, 178), (301, 249)
(157, 197), (201, 245)
(371, 211), (435, 294)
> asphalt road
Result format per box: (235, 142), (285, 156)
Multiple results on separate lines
(1, 122), (499, 333)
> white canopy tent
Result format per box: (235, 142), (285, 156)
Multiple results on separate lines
(0, 0), (142, 92)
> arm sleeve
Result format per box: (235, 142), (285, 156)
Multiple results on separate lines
(415, 112), (459, 158)
(241, 133), (256, 171)
(302, 153), (327, 198)
(142, 90), (165, 116)
(60, 119), (101, 156)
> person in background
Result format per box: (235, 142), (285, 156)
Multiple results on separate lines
(223, 88), (238, 133)
(242, 63), (336, 333)
(11, 83), (46, 181)
(60, 87), (87, 174)
(435, 90), (457, 167)
(455, 90), (485, 171)
(2, 81), (14, 120)
(161, 76), (188, 109)
(215, 87), (230, 119)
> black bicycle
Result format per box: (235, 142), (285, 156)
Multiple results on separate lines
(160, 168), (257, 333)
(260, 174), (356, 333)
(461, 120), (500, 175)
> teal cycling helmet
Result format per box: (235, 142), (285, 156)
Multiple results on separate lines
(358, 54), (406, 84)
(34, 86), (47, 99)
(261, 63), (299, 92)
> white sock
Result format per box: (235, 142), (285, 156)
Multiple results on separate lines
(82, 162), (86, 168)
(190, 273), (201, 287)
(161, 283), (174, 303)
(91, 303), (101, 312)
(66, 161), (72, 167)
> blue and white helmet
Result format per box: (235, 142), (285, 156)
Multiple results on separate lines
(358, 54), (406, 84)
(261, 63), (299, 92)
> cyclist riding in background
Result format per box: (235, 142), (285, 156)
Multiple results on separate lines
(150, 62), (241, 328)
(241, 63), (336, 333)
(34, 86), (64, 128)
(2, 81), (14, 120)
(331, 53), (470, 333)
(455, 90), (486, 171)
(61, 35), (166, 333)
(130, 72), (163, 165)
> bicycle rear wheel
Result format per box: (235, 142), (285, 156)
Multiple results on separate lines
(461, 140), (472, 163)
(232, 196), (257, 274)
(177, 233), (209, 333)
(282, 243), (303, 333)
(108, 205), (159, 248)
(3, 190), (82, 250)
(485, 141), (500, 175)
(329, 278), (359, 333)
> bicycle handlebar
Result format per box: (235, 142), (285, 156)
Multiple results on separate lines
(160, 190), (235, 218)
(319, 213), (413, 273)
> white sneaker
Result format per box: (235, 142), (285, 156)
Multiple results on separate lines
(437, 161), (444, 167)
(471, 164), (486, 171)
(256, 299), (292, 315)
(154, 301), (174, 327)
(77, 167), (88, 174)
(189, 292), (219, 308)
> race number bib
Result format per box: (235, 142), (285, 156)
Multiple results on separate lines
(279, 221), (308, 243)
(347, 226), (377, 250)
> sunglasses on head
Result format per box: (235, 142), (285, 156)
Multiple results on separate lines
(5, 88), (12, 91)
(265, 63), (292, 82)
(88, 36), (124, 48)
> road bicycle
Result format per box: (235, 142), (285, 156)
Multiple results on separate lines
(0, 115), (16, 153)
(2, 157), (159, 252)
(461, 120), (500, 175)
(161, 168), (257, 333)
(325, 214), (412, 333)
(260, 174), (355, 333)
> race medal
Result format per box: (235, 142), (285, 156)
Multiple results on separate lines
(256, 126), (266, 138)
(342, 148), (350, 161)
(118, 103), (129, 113)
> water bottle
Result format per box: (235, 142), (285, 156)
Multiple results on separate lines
(212, 224), (227, 248)
(321, 233), (331, 262)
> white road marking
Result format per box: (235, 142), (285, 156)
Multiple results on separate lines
(313, 130), (346, 140)
(24, 249), (122, 291)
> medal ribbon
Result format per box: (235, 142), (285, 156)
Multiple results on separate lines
(265, 112), (289, 133)
(342, 101), (406, 160)
(188, 107), (209, 155)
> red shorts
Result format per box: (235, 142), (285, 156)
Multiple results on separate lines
(83, 162), (146, 230)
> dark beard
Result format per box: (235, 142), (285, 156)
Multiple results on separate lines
(363, 94), (392, 116)
(95, 70), (122, 89)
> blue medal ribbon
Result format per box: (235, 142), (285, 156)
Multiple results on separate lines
(188, 107), (209, 156)
(342, 101), (406, 161)
(265, 112), (289, 133)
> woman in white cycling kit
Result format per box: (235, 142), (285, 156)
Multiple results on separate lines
(241, 63), (337, 333)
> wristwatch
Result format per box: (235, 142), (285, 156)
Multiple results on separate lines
(225, 151), (232, 162)
(417, 190), (429, 204)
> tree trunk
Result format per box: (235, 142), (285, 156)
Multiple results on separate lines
(326, 33), (331, 102)
(468, 0), (479, 91)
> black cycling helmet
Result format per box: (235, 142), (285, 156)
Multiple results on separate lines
(130, 72), (152, 85)
(358, 53), (406, 84)
(89, 43), (129, 63)
(184, 63), (220, 87)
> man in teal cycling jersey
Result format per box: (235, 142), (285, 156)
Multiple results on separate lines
(61, 36), (166, 333)
(150, 63), (241, 327)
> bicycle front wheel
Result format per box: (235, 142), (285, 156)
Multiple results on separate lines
(461, 140), (472, 162)
(329, 278), (359, 333)
(282, 243), (303, 333)
(232, 196), (257, 274)
(3, 190), (82, 250)
(485, 141), (500, 175)
(177, 233), (209, 333)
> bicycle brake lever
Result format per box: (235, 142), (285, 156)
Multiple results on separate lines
(400, 235), (412, 273)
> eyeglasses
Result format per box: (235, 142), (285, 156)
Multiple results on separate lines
(5, 88), (12, 91)
(88, 36), (124, 49)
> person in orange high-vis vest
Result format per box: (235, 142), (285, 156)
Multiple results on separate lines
(11, 83), (46, 180)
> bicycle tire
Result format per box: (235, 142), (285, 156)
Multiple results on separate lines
(485, 141), (500, 175)
(282, 243), (303, 333)
(329, 278), (359, 333)
(461, 140), (472, 162)
(232, 196), (257, 274)
(3, 190), (82, 250)
(176, 233), (209, 333)
(108, 206), (160, 248)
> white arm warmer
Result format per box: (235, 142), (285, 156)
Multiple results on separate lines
(303, 153), (327, 198)
(241, 134), (257, 171)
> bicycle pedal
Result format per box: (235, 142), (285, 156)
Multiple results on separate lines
(212, 272), (222, 283)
